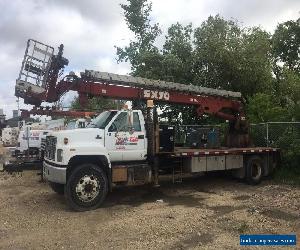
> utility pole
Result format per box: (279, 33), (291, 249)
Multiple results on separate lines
(16, 97), (20, 117)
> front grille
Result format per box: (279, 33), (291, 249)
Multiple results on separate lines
(41, 138), (46, 151)
(45, 136), (57, 160)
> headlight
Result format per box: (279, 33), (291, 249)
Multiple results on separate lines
(57, 149), (63, 162)
(64, 138), (69, 145)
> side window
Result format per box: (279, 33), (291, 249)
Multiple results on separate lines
(78, 121), (85, 128)
(132, 112), (141, 131)
(109, 112), (128, 132)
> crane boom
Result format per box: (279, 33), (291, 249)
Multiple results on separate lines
(53, 76), (242, 121)
(15, 39), (249, 147)
(15, 39), (245, 121)
(82, 70), (242, 99)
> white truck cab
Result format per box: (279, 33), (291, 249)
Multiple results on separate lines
(44, 110), (146, 165)
(43, 110), (148, 210)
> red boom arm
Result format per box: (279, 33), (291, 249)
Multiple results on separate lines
(54, 79), (244, 121)
(15, 40), (245, 122)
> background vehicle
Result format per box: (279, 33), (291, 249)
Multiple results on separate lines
(17, 129), (50, 156)
(1, 127), (19, 147)
(65, 118), (88, 130)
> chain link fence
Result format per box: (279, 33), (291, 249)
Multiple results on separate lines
(250, 122), (300, 147)
(251, 122), (300, 168)
(175, 124), (228, 148)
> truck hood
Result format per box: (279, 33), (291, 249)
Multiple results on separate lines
(51, 128), (105, 146)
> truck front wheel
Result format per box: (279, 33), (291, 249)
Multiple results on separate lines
(65, 164), (108, 211)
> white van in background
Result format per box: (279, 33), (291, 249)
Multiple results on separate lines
(17, 129), (51, 155)
(1, 127), (19, 147)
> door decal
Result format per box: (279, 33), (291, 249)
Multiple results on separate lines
(115, 132), (138, 146)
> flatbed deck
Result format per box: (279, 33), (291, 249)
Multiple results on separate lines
(158, 147), (279, 157)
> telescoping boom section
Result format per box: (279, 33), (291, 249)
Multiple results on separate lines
(83, 70), (241, 98)
(78, 70), (244, 122)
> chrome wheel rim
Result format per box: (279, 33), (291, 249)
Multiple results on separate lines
(75, 175), (100, 202)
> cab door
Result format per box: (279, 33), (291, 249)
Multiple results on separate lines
(105, 111), (146, 162)
(123, 111), (146, 161)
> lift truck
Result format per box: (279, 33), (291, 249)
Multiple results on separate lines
(15, 39), (279, 211)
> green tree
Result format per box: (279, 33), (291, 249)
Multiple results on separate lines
(116, 1), (297, 125)
(193, 16), (273, 99)
(246, 93), (290, 123)
(193, 15), (242, 90)
(70, 96), (118, 112)
(271, 19), (300, 121)
(116, 0), (161, 77)
(163, 23), (193, 83)
(159, 23), (199, 124)
(273, 18), (300, 72)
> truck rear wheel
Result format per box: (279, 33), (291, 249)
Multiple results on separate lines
(49, 181), (64, 195)
(246, 156), (263, 185)
(64, 164), (108, 211)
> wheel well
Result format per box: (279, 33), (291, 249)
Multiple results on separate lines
(67, 155), (111, 183)
(233, 154), (273, 180)
(247, 153), (276, 177)
(245, 155), (262, 166)
(245, 154), (264, 173)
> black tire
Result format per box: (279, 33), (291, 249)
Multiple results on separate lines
(246, 156), (263, 185)
(49, 181), (64, 195)
(64, 164), (108, 211)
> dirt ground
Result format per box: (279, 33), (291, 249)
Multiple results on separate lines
(0, 170), (299, 250)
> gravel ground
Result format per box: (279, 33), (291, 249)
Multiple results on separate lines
(0, 170), (299, 250)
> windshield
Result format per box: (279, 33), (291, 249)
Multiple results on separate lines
(87, 111), (117, 129)
(66, 121), (76, 130)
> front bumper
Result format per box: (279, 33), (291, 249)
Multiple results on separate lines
(43, 161), (67, 184)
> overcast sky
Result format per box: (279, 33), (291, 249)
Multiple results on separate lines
(0, 0), (299, 118)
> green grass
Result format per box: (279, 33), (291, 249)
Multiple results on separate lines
(272, 166), (300, 186)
